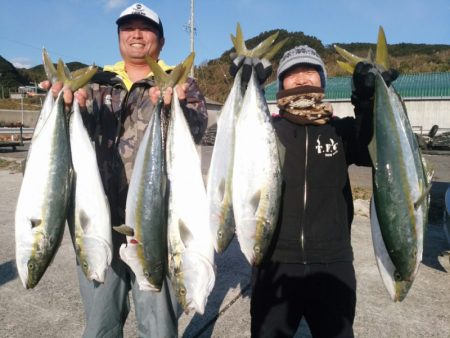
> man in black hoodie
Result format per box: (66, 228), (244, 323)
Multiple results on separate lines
(248, 45), (397, 338)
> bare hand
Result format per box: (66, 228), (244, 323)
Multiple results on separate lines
(149, 82), (189, 106)
(74, 88), (88, 108)
(39, 80), (87, 109)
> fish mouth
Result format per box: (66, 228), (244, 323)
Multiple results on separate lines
(88, 271), (106, 283)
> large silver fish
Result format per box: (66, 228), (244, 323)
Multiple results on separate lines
(232, 71), (282, 266)
(336, 27), (432, 301)
(206, 69), (243, 253)
(114, 99), (166, 291)
(15, 61), (96, 289)
(207, 24), (287, 254)
(166, 74), (215, 314)
(67, 99), (112, 283)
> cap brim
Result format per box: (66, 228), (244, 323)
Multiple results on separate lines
(116, 14), (158, 27)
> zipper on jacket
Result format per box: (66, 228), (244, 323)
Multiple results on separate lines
(300, 127), (308, 262)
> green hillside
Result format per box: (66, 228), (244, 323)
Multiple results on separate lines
(0, 55), (28, 97)
(195, 29), (450, 102)
(1, 29), (449, 102)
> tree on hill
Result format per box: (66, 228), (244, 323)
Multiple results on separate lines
(195, 30), (450, 102)
(0, 55), (28, 97)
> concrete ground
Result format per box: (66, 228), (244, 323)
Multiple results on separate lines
(1, 145), (450, 337)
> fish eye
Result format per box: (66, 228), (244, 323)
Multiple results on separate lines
(144, 271), (150, 278)
(82, 261), (89, 269)
(254, 246), (261, 254)
(179, 288), (186, 296)
(28, 262), (34, 270)
(218, 231), (223, 239)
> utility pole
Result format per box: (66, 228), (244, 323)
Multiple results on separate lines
(189, 0), (195, 78)
(184, 0), (195, 78)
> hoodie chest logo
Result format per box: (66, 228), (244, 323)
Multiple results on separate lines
(104, 94), (112, 106)
(315, 136), (339, 157)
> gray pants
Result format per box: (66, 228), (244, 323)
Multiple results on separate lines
(76, 253), (178, 338)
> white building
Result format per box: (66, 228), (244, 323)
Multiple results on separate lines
(265, 72), (450, 135)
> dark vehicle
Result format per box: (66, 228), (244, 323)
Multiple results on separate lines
(416, 125), (450, 151)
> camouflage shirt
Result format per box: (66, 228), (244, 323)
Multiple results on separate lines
(80, 69), (208, 226)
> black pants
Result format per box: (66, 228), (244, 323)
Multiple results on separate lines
(250, 261), (356, 338)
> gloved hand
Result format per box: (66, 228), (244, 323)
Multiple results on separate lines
(352, 61), (399, 101)
(229, 53), (272, 85)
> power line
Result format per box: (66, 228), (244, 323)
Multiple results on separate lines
(0, 36), (92, 65)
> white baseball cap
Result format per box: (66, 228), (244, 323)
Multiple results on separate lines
(116, 3), (164, 37)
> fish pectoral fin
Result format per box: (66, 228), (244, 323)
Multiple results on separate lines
(275, 137), (286, 167)
(78, 210), (90, 232)
(179, 219), (194, 248)
(113, 224), (135, 237)
(219, 179), (226, 202)
(30, 218), (42, 228)
(414, 184), (433, 210)
(250, 190), (261, 216)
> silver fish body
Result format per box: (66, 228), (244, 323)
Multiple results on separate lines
(370, 73), (430, 301)
(68, 100), (112, 283)
(118, 101), (167, 292)
(166, 90), (215, 314)
(207, 69), (243, 253)
(232, 71), (282, 266)
(15, 91), (72, 289)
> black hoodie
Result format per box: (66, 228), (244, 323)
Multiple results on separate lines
(266, 112), (372, 264)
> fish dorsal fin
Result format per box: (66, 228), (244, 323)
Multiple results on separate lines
(250, 190), (261, 216)
(113, 224), (135, 237)
(231, 23), (287, 59)
(376, 26), (389, 71)
(42, 48), (57, 83)
(179, 219), (194, 248)
(30, 218), (42, 228)
(145, 52), (195, 92)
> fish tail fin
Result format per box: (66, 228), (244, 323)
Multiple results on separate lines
(376, 26), (390, 71)
(231, 23), (284, 59)
(231, 23), (248, 56)
(42, 48), (57, 83)
(262, 37), (289, 61)
(333, 44), (365, 73)
(335, 26), (390, 74)
(145, 52), (195, 91)
(56, 59), (97, 92)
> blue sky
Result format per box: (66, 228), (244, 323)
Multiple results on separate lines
(1, 0), (449, 69)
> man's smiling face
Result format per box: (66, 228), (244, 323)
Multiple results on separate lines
(118, 18), (165, 64)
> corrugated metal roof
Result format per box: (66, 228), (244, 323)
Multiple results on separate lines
(265, 72), (450, 101)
